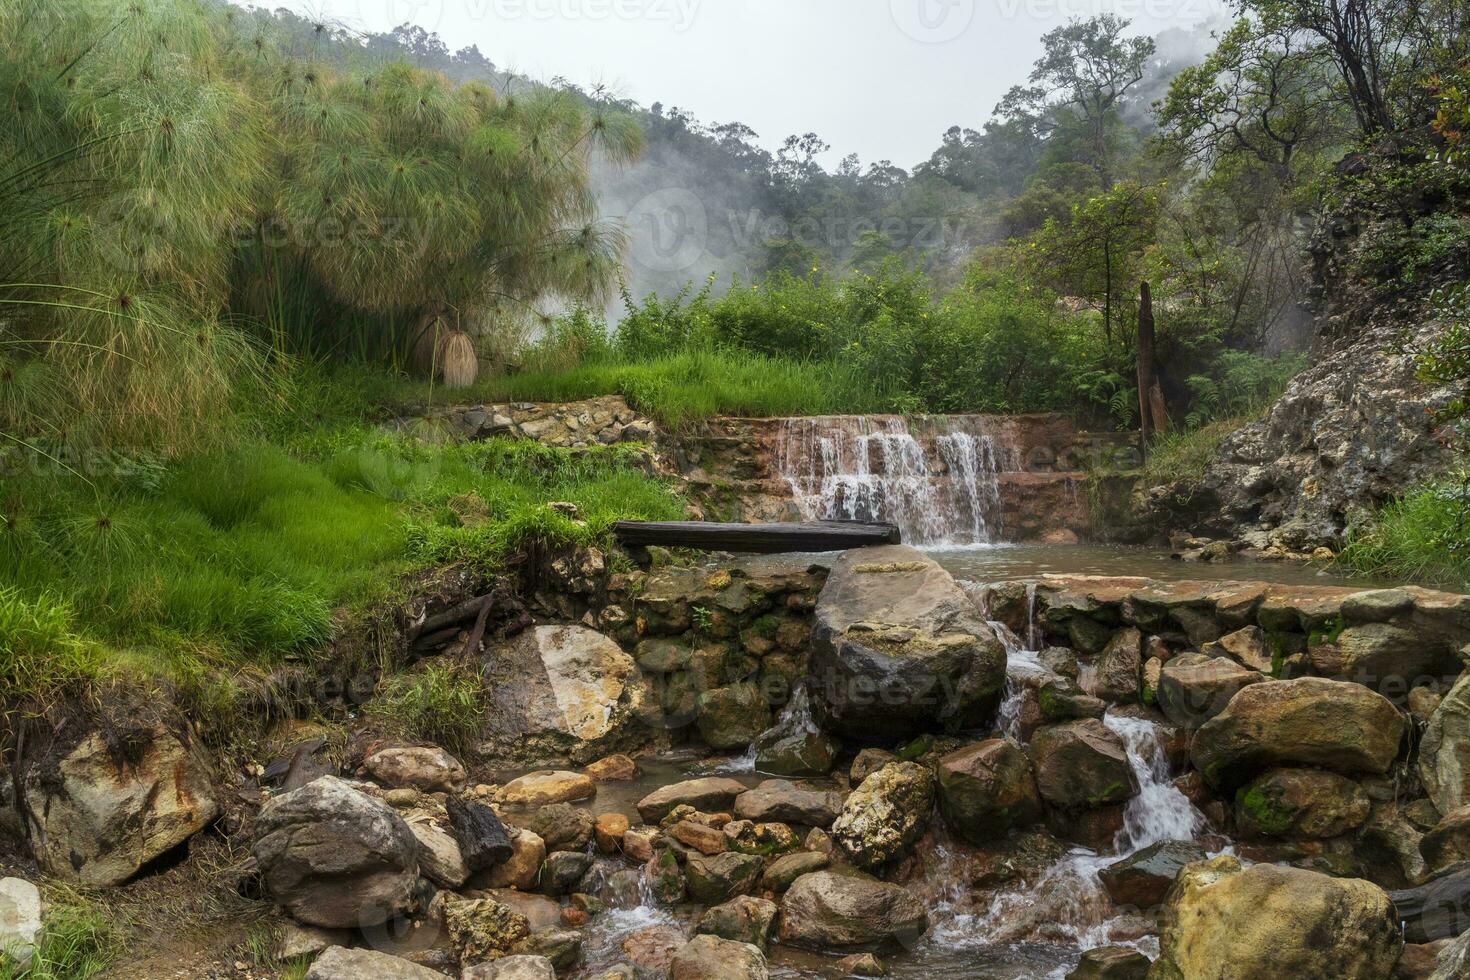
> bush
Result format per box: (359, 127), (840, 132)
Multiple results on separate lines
(368, 661), (485, 754)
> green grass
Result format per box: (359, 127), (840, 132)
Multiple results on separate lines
(1139, 417), (1250, 485)
(462, 348), (886, 427)
(1337, 480), (1470, 590)
(0, 369), (684, 705)
(0, 891), (119, 980)
(367, 660), (487, 754)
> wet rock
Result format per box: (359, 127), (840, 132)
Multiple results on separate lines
(1039, 646), (1081, 679)
(1093, 627), (1142, 703)
(685, 851), (764, 904)
(475, 829), (545, 890)
(1097, 840), (1205, 908)
(584, 754), (638, 781)
(0, 877), (41, 967)
(808, 546), (1007, 739)
(1066, 946), (1150, 979)
(835, 953), (887, 977)
(1191, 678), (1406, 790)
(637, 777), (748, 823)
(778, 871), (928, 952)
(461, 954), (557, 980)
(1431, 928), (1470, 979)
(850, 748), (899, 784)
(1421, 671), (1470, 814)
(1357, 800), (1428, 888)
(831, 762), (934, 869)
(444, 897), (531, 964)
(622, 826), (657, 862)
(517, 802), (594, 852)
(485, 889), (561, 932)
(363, 745), (466, 793)
(481, 624), (647, 763)
(646, 848), (687, 904)
(670, 819), (728, 855)
(1156, 654), (1262, 729)
(761, 850), (830, 892)
(723, 820), (799, 856)
(409, 819), (468, 889)
(1343, 589), (1417, 624)
(495, 770), (595, 807)
(1410, 688), (1444, 726)
(595, 812), (630, 854)
(1152, 855), (1401, 979)
(1233, 767), (1372, 840)
(1030, 719), (1138, 810)
(446, 796), (514, 872)
(697, 683), (772, 751)
(538, 851), (594, 896)
(936, 739), (1043, 843)
(696, 895), (778, 948)
(752, 694), (841, 776)
(304, 947), (441, 979)
(622, 925), (687, 973)
(512, 929), (582, 971)
(1421, 806), (1470, 873)
(669, 934), (769, 980)
(1312, 622), (1453, 693)
(253, 776), (419, 928)
(23, 724), (219, 887)
(1202, 626), (1274, 675)
(734, 780), (843, 827)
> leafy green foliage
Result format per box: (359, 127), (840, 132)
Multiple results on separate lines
(367, 661), (486, 753)
(1338, 477), (1470, 590)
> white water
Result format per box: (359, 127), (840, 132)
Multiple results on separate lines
(774, 416), (1002, 546)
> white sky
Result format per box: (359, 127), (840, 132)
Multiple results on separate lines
(243, 0), (1227, 168)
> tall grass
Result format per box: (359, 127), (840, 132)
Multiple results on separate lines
(469, 348), (887, 426)
(1337, 479), (1470, 589)
(0, 890), (119, 980)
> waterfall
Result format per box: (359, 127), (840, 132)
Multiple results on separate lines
(774, 416), (1002, 546)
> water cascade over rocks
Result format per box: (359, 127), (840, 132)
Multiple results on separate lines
(775, 416), (1002, 546)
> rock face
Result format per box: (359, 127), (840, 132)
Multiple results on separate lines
(1156, 655), (1263, 729)
(1421, 671), (1470, 814)
(779, 871), (928, 952)
(1190, 678), (1405, 790)
(831, 762), (934, 868)
(1029, 719), (1138, 810)
(252, 776), (419, 928)
(362, 745), (466, 793)
(22, 724), (219, 887)
(481, 624), (648, 763)
(1233, 767), (1372, 840)
(670, 934), (769, 980)
(305, 946), (442, 979)
(936, 739), (1043, 843)
(808, 546), (1006, 739)
(1152, 856), (1402, 979)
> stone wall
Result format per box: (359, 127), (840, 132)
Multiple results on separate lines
(405, 395), (656, 449)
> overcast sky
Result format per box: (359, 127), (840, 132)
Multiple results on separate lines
(245, 0), (1227, 168)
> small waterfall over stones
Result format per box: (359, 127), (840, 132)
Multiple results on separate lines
(774, 416), (1002, 546)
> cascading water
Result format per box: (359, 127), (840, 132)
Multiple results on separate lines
(775, 416), (1002, 546)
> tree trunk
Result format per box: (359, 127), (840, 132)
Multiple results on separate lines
(1136, 281), (1170, 453)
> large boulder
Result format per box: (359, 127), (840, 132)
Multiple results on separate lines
(496, 771), (595, 808)
(481, 625), (649, 763)
(831, 762), (934, 869)
(936, 739), (1043, 843)
(1156, 654), (1263, 729)
(1092, 628), (1142, 703)
(684, 851), (764, 904)
(1029, 719), (1138, 810)
(807, 546), (1006, 739)
(697, 683), (772, 751)
(1067, 947), (1150, 980)
(1097, 840), (1206, 908)
(751, 688), (840, 776)
(637, 777), (748, 823)
(462, 955), (557, 980)
(1151, 856), (1402, 979)
(305, 947), (442, 979)
(696, 895), (778, 948)
(669, 934), (769, 980)
(733, 780), (843, 827)
(22, 724), (218, 886)
(252, 776), (419, 928)
(0, 877), (41, 967)
(1191, 678), (1406, 790)
(1421, 806), (1470, 872)
(1421, 670), (1470, 814)
(1233, 767), (1372, 840)
(778, 871), (928, 952)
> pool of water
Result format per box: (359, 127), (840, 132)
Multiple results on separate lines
(929, 542), (1387, 589)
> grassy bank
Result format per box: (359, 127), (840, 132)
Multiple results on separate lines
(0, 367), (684, 709)
(1337, 478), (1470, 591)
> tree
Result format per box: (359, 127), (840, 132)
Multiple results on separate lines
(996, 15), (1156, 187)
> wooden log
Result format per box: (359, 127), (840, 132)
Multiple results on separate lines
(1389, 862), (1470, 943)
(446, 795), (514, 872)
(612, 520), (902, 554)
